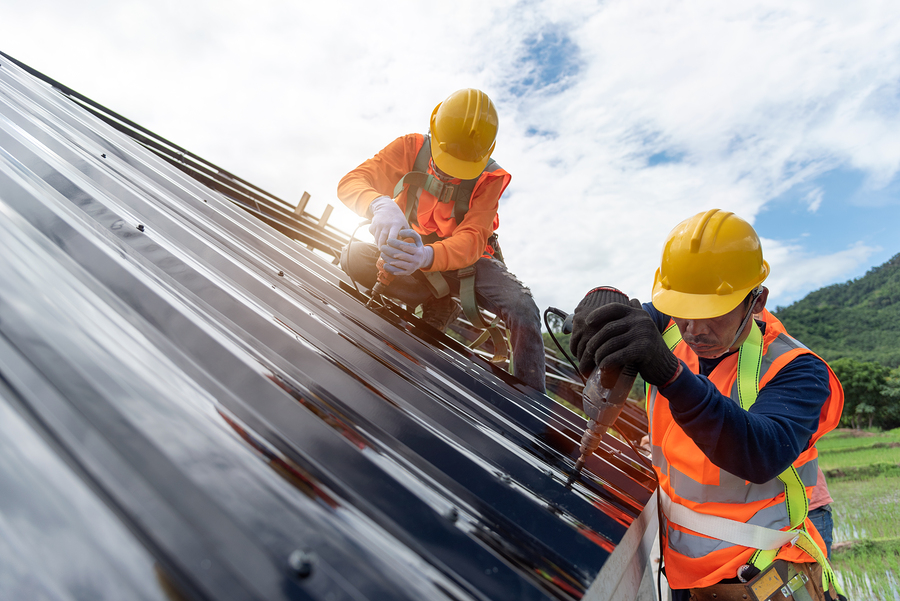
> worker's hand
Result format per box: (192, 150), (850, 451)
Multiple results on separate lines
(569, 288), (680, 385)
(576, 302), (680, 387)
(368, 196), (408, 247)
(381, 229), (434, 276)
(569, 287), (632, 361)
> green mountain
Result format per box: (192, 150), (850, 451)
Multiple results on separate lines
(772, 253), (900, 368)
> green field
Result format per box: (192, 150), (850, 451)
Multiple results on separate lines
(819, 428), (900, 599)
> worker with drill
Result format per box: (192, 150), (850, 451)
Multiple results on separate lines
(337, 88), (546, 392)
(569, 209), (846, 600)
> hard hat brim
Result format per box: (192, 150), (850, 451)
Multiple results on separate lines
(431, 146), (492, 180)
(651, 265), (768, 320)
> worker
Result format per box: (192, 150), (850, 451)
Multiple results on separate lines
(568, 209), (846, 600)
(337, 88), (546, 392)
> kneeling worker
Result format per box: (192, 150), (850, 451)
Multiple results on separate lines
(337, 88), (545, 392)
(569, 209), (846, 600)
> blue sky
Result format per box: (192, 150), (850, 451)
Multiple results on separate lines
(757, 167), (900, 309)
(3, 0), (900, 318)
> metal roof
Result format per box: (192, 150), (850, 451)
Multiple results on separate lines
(0, 52), (657, 601)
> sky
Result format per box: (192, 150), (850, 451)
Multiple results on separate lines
(4, 0), (900, 319)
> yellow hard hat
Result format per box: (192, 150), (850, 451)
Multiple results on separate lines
(651, 209), (770, 319)
(429, 88), (498, 180)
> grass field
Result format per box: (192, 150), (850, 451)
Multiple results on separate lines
(819, 428), (900, 600)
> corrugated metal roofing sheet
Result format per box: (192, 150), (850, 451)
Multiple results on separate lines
(0, 52), (657, 601)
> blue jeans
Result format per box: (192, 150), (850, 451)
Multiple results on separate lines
(808, 505), (834, 560)
(341, 241), (546, 391)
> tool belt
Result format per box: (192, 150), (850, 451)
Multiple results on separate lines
(689, 561), (828, 601)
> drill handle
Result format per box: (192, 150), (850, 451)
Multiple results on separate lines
(581, 363), (638, 427)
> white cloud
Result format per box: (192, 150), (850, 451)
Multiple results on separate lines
(762, 239), (881, 309)
(804, 188), (824, 212)
(3, 0), (900, 318)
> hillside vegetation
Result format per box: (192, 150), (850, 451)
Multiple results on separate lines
(773, 253), (900, 431)
(773, 253), (900, 367)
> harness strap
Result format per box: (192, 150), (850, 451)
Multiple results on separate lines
(393, 171), (456, 204)
(421, 272), (450, 299)
(662, 322), (681, 350)
(457, 266), (508, 363)
(647, 323), (683, 398)
(467, 314), (508, 364)
(736, 321), (763, 411)
(394, 135), (499, 228)
(659, 489), (799, 550)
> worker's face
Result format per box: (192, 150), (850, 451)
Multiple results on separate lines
(430, 159), (455, 182)
(672, 289), (768, 359)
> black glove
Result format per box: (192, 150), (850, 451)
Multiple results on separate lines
(573, 298), (681, 387)
(569, 287), (632, 365)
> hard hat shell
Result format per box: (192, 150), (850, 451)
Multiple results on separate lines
(429, 88), (498, 180)
(651, 209), (770, 319)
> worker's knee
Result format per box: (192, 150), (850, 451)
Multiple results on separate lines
(503, 294), (541, 333)
(340, 242), (379, 289)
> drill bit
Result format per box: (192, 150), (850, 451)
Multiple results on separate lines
(366, 281), (388, 308)
(366, 256), (394, 309)
(565, 419), (607, 487)
(565, 457), (586, 488)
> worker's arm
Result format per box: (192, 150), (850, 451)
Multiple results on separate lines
(336, 135), (421, 217)
(645, 303), (829, 484)
(426, 172), (509, 272)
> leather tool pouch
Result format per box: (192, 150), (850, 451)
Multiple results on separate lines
(689, 561), (826, 601)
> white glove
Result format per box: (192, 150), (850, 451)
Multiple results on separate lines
(368, 196), (407, 247)
(381, 229), (434, 276)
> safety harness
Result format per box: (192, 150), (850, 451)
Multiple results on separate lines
(391, 135), (508, 363)
(656, 322), (846, 599)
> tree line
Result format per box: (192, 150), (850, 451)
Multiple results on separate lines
(774, 253), (900, 431)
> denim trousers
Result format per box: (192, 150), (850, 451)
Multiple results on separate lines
(808, 504), (834, 560)
(341, 241), (546, 392)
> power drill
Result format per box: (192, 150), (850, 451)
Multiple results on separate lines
(365, 255), (394, 308)
(561, 311), (638, 485)
(366, 235), (414, 308)
(567, 363), (638, 485)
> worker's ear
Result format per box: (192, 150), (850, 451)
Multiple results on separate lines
(752, 286), (769, 314)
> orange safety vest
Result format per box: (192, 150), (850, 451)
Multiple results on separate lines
(646, 309), (844, 589)
(392, 134), (507, 260)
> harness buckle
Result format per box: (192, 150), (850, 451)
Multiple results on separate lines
(438, 183), (455, 203)
(423, 175), (456, 204)
(780, 571), (809, 598)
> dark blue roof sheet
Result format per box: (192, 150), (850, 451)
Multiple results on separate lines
(0, 52), (656, 601)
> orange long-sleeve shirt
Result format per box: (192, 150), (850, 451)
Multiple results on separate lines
(336, 133), (511, 272)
